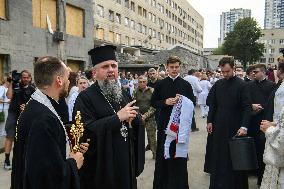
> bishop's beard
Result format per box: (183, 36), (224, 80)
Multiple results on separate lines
(97, 79), (123, 104)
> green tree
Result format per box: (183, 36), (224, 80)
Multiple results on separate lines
(212, 46), (225, 55)
(223, 18), (264, 69)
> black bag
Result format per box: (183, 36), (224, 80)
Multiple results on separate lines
(229, 136), (258, 171)
(0, 102), (5, 122)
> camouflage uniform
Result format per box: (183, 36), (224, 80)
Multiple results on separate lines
(133, 87), (157, 159)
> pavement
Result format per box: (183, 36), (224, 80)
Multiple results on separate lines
(0, 108), (259, 189)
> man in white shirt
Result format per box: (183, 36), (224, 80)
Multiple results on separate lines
(183, 69), (202, 132)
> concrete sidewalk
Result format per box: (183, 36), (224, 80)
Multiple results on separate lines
(0, 108), (259, 189)
(137, 108), (259, 189)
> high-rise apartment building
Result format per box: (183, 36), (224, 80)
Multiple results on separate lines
(264, 0), (284, 29)
(218, 8), (251, 46)
(93, 0), (204, 54)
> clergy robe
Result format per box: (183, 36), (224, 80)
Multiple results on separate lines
(247, 79), (275, 185)
(11, 94), (79, 189)
(207, 76), (251, 189)
(73, 83), (145, 189)
(151, 76), (195, 189)
(203, 84), (216, 174)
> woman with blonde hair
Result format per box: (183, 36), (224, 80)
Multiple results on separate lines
(198, 74), (212, 118)
(68, 76), (89, 121)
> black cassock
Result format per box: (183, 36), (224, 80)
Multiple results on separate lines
(203, 85), (215, 174)
(247, 79), (275, 185)
(207, 76), (251, 189)
(11, 97), (80, 189)
(73, 83), (145, 189)
(151, 76), (195, 189)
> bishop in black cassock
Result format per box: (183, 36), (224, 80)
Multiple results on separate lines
(73, 45), (145, 189)
(151, 56), (195, 189)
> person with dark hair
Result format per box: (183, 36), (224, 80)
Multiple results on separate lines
(85, 69), (95, 85)
(184, 68), (202, 132)
(11, 56), (88, 189)
(146, 68), (160, 152)
(266, 64), (276, 82)
(187, 69), (196, 76)
(206, 56), (251, 189)
(67, 72), (78, 101)
(147, 68), (159, 89)
(247, 64), (275, 185)
(244, 65), (256, 82)
(151, 56), (195, 189)
(73, 45), (145, 189)
(68, 76), (90, 122)
(3, 70), (35, 170)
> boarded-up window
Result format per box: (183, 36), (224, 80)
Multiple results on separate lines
(0, 0), (6, 19)
(96, 28), (104, 40)
(109, 31), (114, 43)
(32, 0), (57, 30)
(67, 60), (84, 72)
(66, 4), (84, 37)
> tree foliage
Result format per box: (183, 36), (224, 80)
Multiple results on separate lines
(212, 46), (225, 55)
(223, 18), (264, 69)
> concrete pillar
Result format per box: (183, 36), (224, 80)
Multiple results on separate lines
(57, 0), (66, 63)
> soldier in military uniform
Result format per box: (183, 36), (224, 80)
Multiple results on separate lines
(133, 75), (157, 159)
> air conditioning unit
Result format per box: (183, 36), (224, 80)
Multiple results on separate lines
(53, 31), (65, 41)
(95, 24), (100, 29)
(160, 26), (163, 29)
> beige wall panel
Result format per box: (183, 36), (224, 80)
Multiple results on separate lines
(32, 0), (41, 27)
(0, 0), (6, 19)
(41, 0), (57, 29)
(66, 4), (84, 37)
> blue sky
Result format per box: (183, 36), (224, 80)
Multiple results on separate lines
(188, 0), (266, 48)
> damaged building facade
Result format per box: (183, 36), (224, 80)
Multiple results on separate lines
(0, 0), (94, 78)
(0, 0), (215, 79)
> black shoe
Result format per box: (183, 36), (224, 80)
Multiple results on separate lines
(145, 144), (150, 151)
(191, 128), (199, 132)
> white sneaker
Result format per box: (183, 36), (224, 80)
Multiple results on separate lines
(3, 161), (12, 170)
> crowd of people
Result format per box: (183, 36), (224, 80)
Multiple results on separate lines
(0, 44), (283, 189)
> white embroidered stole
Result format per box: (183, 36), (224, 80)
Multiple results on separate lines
(31, 89), (70, 158)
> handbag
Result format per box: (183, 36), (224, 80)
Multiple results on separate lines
(0, 91), (6, 122)
(0, 101), (5, 122)
(229, 135), (259, 171)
